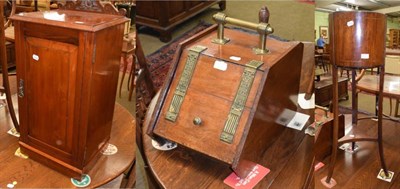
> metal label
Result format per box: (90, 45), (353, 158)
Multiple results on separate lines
(220, 60), (263, 143)
(361, 53), (369, 59)
(165, 45), (207, 122)
(347, 20), (354, 27)
(32, 54), (39, 61)
(213, 60), (228, 71)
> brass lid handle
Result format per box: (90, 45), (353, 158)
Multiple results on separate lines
(193, 117), (202, 126)
(212, 7), (274, 54)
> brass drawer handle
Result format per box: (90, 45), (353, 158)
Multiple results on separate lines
(193, 117), (202, 126)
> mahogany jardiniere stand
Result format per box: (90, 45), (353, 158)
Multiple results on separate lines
(322, 11), (392, 187)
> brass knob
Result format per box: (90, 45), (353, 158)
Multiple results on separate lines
(193, 117), (202, 126)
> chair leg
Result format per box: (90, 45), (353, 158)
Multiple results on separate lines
(128, 69), (134, 102)
(389, 98), (393, 116)
(395, 99), (400, 118)
(128, 54), (136, 102)
(127, 54), (136, 91)
(1, 5), (19, 132)
(119, 53), (128, 98)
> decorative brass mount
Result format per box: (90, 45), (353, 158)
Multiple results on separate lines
(220, 60), (263, 143)
(165, 45), (207, 122)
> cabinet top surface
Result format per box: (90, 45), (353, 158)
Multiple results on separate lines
(10, 10), (128, 32)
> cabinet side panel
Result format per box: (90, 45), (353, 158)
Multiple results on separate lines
(84, 24), (125, 165)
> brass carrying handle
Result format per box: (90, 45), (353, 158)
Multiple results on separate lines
(212, 6), (274, 54)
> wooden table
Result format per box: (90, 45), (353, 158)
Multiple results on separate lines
(0, 96), (135, 188)
(357, 74), (400, 117)
(142, 93), (314, 189)
(386, 48), (400, 56)
(357, 75), (400, 98)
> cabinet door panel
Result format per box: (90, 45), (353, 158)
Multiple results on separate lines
(25, 37), (78, 158)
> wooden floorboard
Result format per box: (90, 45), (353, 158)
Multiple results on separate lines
(315, 117), (400, 189)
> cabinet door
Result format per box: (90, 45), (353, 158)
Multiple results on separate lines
(21, 37), (78, 164)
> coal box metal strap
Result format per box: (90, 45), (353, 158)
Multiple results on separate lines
(220, 60), (263, 143)
(165, 45), (207, 122)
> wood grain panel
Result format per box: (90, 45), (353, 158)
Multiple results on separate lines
(146, 23), (313, 187)
(330, 12), (386, 68)
(25, 37), (78, 160)
(12, 10), (127, 178)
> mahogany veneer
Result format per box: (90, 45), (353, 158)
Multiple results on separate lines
(0, 96), (135, 188)
(145, 20), (315, 186)
(330, 12), (386, 69)
(10, 10), (128, 179)
(325, 11), (388, 184)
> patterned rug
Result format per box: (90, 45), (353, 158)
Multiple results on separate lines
(145, 22), (211, 89)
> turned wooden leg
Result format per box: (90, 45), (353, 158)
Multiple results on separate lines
(325, 65), (339, 184)
(128, 55), (136, 102)
(351, 70), (358, 125)
(351, 70), (358, 151)
(377, 65), (389, 176)
(119, 53), (128, 98)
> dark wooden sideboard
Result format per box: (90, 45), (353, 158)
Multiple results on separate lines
(136, 0), (226, 42)
(315, 77), (349, 107)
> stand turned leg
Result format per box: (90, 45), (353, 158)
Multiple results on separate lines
(322, 65), (339, 187)
(351, 70), (358, 150)
(377, 65), (389, 176)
